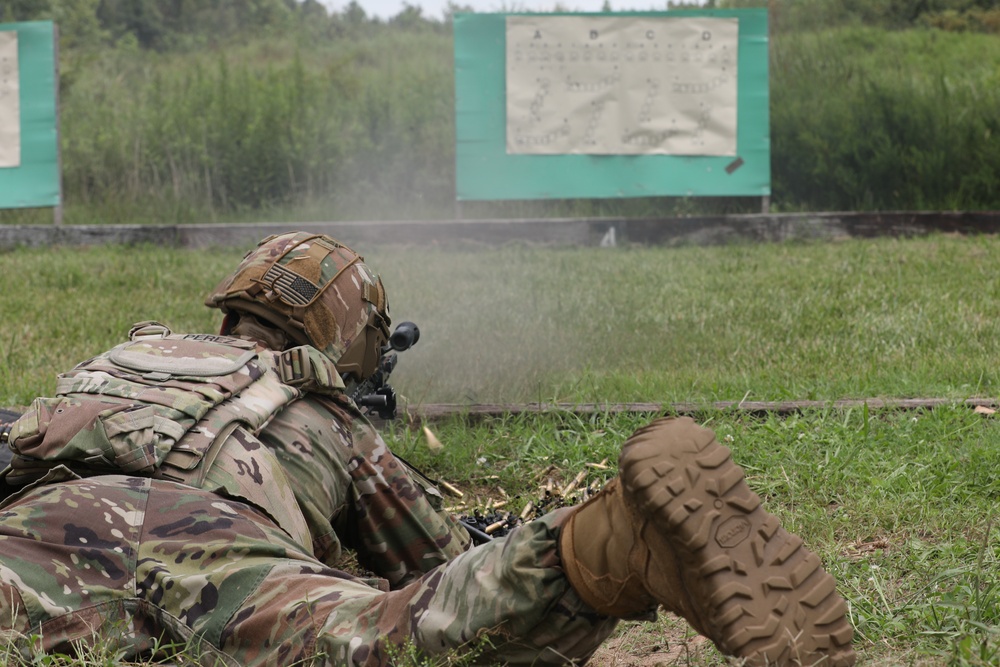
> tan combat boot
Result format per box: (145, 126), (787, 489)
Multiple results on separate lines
(560, 417), (856, 667)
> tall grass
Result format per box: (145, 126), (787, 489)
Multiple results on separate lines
(771, 28), (1000, 211)
(58, 31), (457, 223)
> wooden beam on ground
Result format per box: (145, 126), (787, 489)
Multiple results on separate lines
(5, 398), (998, 429)
(405, 397), (1000, 423)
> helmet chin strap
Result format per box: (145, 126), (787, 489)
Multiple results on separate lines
(219, 313), (236, 336)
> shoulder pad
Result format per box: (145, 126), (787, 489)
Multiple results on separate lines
(273, 346), (345, 394)
(109, 336), (257, 379)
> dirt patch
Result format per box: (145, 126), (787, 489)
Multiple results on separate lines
(588, 617), (719, 667)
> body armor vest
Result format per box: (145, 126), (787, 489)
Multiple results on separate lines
(1, 322), (343, 546)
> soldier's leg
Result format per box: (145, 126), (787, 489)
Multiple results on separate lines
(260, 397), (469, 587)
(0, 474), (584, 667)
(217, 508), (616, 667)
(0, 476), (142, 655)
(0, 475), (234, 664)
(258, 417), (855, 666)
(127, 474), (609, 666)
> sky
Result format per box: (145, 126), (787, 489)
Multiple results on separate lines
(320, 0), (706, 22)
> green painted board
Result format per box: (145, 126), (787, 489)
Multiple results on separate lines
(454, 10), (769, 201)
(0, 21), (60, 209)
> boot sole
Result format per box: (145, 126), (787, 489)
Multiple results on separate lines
(619, 417), (856, 666)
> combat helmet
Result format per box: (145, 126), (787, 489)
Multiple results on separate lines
(205, 232), (390, 382)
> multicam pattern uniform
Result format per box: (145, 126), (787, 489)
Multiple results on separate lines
(258, 394), (473, 587)
(0, 341), (618, 664)
(0, 476), (615, 666)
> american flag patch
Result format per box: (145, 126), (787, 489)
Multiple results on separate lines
(263, 264), (320, 305)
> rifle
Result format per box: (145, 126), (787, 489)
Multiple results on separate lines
(348, 321), (420, 420)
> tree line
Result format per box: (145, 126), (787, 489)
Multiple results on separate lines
(5, 0), (455, 51)
(8, 0), (998, 50)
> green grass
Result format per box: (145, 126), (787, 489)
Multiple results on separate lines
(3, 234), (999, 408)
(377, 234), (1000, 406)
(2, 234), (999, 664)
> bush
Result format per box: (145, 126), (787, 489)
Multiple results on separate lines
(770, 27), (1000, 210)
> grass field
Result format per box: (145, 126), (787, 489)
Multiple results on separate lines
(1, 233), (998, 665)
(390, 406), (1000, 666)
(3, 234), (999, 407)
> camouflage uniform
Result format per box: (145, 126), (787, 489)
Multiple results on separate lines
(0, 228), (622, 664)
(0, 231), (858, 666)
(0, 334), (615, 665)
(255, 393), (472, 588)
(0, 475), (614, 666)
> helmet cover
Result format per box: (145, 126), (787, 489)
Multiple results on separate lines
(205, 232), (390, 381)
